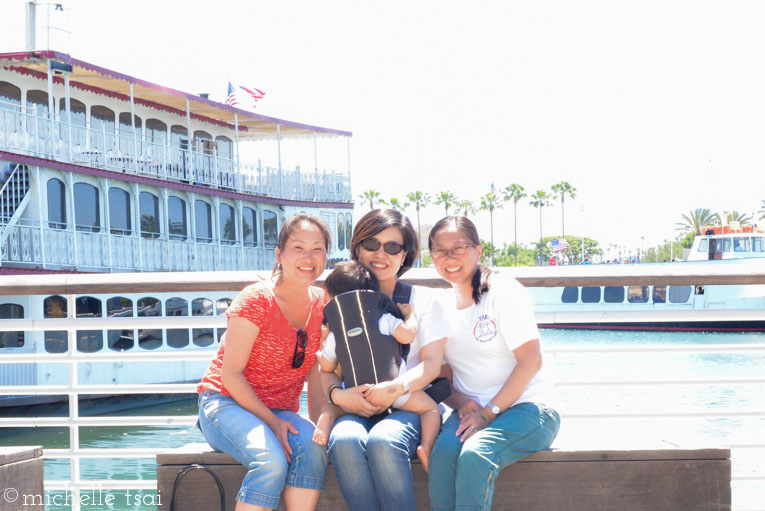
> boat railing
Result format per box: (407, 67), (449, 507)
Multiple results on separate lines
(0, 100), (351, 203)
(1, 267), (764, 511)
(1, 217), (277, 271)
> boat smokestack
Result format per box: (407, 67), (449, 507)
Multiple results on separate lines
(26, 1), (37, 51)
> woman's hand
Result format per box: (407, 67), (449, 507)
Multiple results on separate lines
(455, 406), (491, 443)
(456, 397), (482, 420)
(362, 380), (405, 410)
(332, 385), (383, 417)
(266, 415), (299, 461)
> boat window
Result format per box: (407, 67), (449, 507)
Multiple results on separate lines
(263, 210), (278, 245)
(109, 187), (132, 235)
(192, 298), (214, 347)
(195, 200), (213, 242)
(74, 183), (101, 232)
(0, 304), (24, 348)
(733, 237), (749, 252)
(628, 286), (649, 303)
(669, 285), (692, 303)
(216, 136), (233, 173)
(146, 119), (167, 164)
(345, 213), (353, 250)
(140, 192), (161, 238)
(137, 297), (162, 350)
(76, 296), (103, 353)
(0, 81), (21, 106)
(604, 286), (625, 303)
(90, 105), (115, 152)
(723, 238), (731, 252)
(337, 213), (345, 251)
(44, 295), (67, 353)
(220, 203), (236, 244)
(58, 97), (86, 145)
(107, 297), (134, 351)
(697, 239), (708, 252)
(561, 287), (579, 303)
(753, 238), (764, 252)
(216, 298), (232, 342)
(243, 207), (257, 246)
(168, 196), (187, 240)
(118, 112), (142, 156)
(652, 286), (666, 303)
(581, 287), (601, 303)
(47, 178), (67, 229)
(166, 297), (189, 348)
(26, 90), (50, 136)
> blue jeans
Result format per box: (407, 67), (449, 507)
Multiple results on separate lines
(328, 410), (421, 511)
(197, 390), (328, 509)
(428, 402), (560, 511)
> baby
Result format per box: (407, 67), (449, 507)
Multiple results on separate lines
(312, 261), (440, 472)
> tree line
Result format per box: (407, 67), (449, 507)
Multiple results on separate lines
(358, 182), (579, 266)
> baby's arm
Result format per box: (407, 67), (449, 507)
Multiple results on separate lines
(318, 331), (339, 373)
(393, 303), (418, 344)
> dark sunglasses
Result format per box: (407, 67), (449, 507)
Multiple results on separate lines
(360, 237), (405, 255)
(291, 329), (308, 368)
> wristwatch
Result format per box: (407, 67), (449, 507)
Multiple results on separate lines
(399, 378), (410, 394)
(487, 402), (501, 415)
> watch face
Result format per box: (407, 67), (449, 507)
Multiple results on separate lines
(490, 404), (500, 415)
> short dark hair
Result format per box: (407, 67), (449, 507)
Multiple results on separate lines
(350, 209), (419, 277)
(324, 261), (380, 297)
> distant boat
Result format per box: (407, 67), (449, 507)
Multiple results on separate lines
(530, 226), (765, 332)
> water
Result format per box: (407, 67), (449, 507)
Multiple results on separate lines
(1, 330), (763, 510)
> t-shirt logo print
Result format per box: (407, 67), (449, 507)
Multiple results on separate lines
(473, 314), (498, 343)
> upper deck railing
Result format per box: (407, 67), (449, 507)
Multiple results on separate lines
(0, 266), (764, 511)
(0, 100), (351, 203)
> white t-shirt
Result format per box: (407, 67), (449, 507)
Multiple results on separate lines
(441, 272), (557, 409)
(321, 285), (448, 372)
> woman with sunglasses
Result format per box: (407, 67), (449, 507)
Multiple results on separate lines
(197, 214), (331, 511)
(324, 208), (449, 511)
(427, 215), (560, 511)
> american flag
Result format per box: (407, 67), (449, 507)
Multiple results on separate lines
(552, 238), (569, 252)
(226, 82), (265, 110)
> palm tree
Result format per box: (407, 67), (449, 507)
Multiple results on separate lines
(502, 184), (526, 266)
(720, 210), (753, 225)
(456, 199), (476, 216)
(551, 181), (576, 239)
(530, 190), (552, 265)
(434, 191), (458, 216)
(383, 197), (409, 212)
(358, 190), (381, 209)
(480, 192), (503, 267)
(675, 208), (719, 235)
(406, 191), (431, 266)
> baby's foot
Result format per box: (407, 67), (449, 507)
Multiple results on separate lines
(416, 445), (431, 473)
(312, 411), (332, 445)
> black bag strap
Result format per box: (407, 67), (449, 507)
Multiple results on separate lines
(169, 463), (225, 511)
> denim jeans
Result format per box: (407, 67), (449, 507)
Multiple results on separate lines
(328, 410), (421, 511)
(197, 390), (328, 509)
(428, 402), (560, 511)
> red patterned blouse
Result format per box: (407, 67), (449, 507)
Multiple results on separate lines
(197, 281), (325, 412)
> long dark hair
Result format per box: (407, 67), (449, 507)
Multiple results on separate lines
(428, 215), (492, 304)
(351, 209), (419, 278)
(273, 213), (332, 275)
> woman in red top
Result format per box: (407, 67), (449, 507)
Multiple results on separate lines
(198, 214), (331, 511)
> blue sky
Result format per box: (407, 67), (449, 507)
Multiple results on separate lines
(3, 0), (765, 256)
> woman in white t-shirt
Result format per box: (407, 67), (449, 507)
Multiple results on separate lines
(427, 215), (560, 511)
